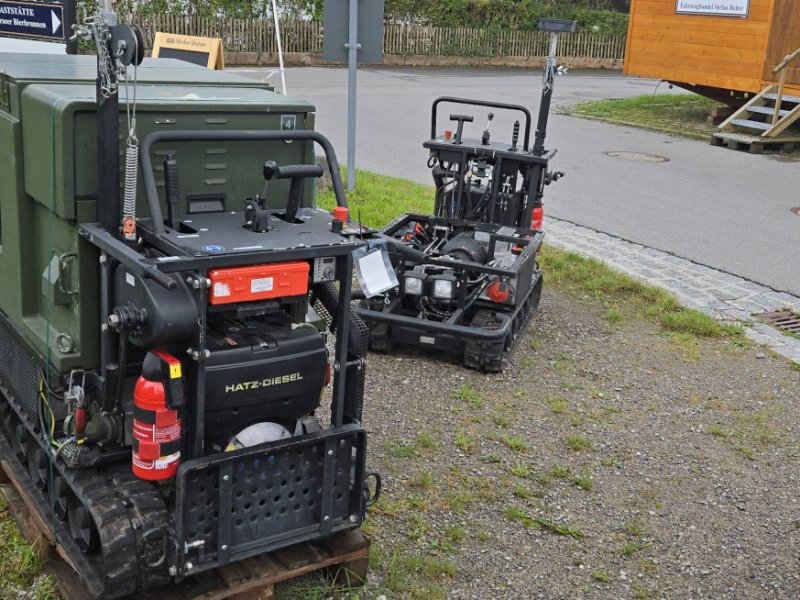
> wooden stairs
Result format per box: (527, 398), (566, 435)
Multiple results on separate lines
(712, 48), (800, 154)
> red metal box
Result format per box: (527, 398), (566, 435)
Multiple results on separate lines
(209, 261), (310, 305)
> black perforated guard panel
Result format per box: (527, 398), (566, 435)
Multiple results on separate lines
(174, 424), (367, 576)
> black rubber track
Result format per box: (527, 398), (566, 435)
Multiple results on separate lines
(0, 382), (172, 599)
(463, 273), (543, 372)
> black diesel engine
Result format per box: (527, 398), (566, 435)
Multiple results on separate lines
(204, 318), (327, 450)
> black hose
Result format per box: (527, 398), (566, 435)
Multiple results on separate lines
(378, 235), (428, 264)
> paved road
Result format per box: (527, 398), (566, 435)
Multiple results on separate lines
(231, 66), (800, 296)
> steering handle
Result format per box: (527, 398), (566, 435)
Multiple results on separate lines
(274, 164), (324, 180)
(449, 114), (474, 145)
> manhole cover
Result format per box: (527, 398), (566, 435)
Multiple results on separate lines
(791, 207), (800, 216)
(756, 310), (800, 335)
(605, 151), (670, 163)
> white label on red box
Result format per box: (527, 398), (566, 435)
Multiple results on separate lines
(213, 282), (231, 298)
(251, 277), (274, 293)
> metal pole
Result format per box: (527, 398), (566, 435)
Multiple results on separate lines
(64, 0), (77, 54)
(345, 0), (359, 192)
(271, 0), (287, 94)
(533, 32), (558, 157)
(97, 4), (120, 233)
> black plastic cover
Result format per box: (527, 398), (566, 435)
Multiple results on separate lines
(113, 266), (199, 347)
(203, 321), (326, 441)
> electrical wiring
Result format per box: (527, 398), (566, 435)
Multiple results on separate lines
(39, 379), (56, 445)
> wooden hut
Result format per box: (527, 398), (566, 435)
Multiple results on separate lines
(624, 0), (800, 149)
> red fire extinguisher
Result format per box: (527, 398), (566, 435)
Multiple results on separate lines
(132, 350), (184, 481)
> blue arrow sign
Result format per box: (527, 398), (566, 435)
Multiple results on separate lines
(0, 1), (64, 41)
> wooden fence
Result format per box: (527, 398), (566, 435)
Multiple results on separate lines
(129, 16), (627, 60)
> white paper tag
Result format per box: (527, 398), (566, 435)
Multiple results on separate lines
(251, 277), (274, 293)
(355, 246), (398, 298)
(126, 273), (136, 287)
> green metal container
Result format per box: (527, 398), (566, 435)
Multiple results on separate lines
(0, 53), (316, 373)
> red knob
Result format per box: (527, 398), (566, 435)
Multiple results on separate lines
(333, 206), (349, 222)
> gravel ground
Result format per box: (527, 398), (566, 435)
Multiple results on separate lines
(329, 285), (800, 600)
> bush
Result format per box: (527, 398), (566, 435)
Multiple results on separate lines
(78, 1), (628, 35)
(385, 0), (628, 35)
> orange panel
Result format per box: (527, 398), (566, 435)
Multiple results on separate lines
(208, 262), (310, 305)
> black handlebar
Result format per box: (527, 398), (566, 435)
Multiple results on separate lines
(275, 164), (324, 180)
(431, 97), (532, 151)
(449, 114), (474, 145)
(140, 130), (347, 235)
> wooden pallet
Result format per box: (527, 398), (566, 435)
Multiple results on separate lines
(0, 460), (370, 600)
(711, 131), (799, 154)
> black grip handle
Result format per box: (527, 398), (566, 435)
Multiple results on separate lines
(275, 164), (324, 180)
(163, 154), (180, 230)
(144, 267), (177, 290)
(449, 114), (474, 145)
(510, 120), (520, 151)
(263, 160), (279, 181)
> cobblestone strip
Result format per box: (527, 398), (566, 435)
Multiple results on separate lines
(543, 217), (800, 365)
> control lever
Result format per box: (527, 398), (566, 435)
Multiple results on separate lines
(449, 114), (474, 145)
(272, 163), (324, 223)
(481, 113), (494, 146)
(245, 196), (270, 232)
(244, 161), (281, 233)
(163, 154), (180, 230)
(510, 120), (520, 152)
(261, 160), (279, 198)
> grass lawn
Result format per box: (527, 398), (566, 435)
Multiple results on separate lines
(566, 94), (723, 140)
(317, 169), (434, 228)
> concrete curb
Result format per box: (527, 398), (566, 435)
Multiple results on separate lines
(543, 216), (800, 365)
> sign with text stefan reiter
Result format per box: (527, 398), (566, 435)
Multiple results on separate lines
(0, 1), (64, 41)
(676, 1), (750, 18)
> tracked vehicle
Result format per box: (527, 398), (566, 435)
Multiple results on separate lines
(0, 15), (378, 599)
(355, 19), (574, 371)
